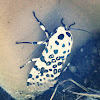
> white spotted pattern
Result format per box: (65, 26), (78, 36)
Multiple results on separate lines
(18, 12), (73, 95)
(27, 26), (73, 93)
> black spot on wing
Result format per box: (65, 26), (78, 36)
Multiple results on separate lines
(58, 69), (61, 72)
(55, 41), (59, 45)
(45, 48), (48, 53)
(46, 61), (51, 66)
(40, 55), (46, 63)
(27, 82), (32, 86)
(53, 69), (57, 74)
(56, 57), (60, 60)
(28, 74), (32, 78)
(27, 82), (30, 86)
(40, 67), (48, 76)
(49, 54), (54, 59)
(66, 32), (71, 37)
(37, 82), (39, 86)
(32, 78), (34, 80)
(51, 59), (56, 63)
(49, 69), (52, 71)
(58, 62), (63, 66)
(40, 83), (43, 85)
(53, 65), (57, 68)
(63, 51), (66, 54)
(43, 78), (45, 80)
(59, 56), (64, 59)
(36, 75), (39, 78)
(62, 44), (65, 47)
(54, 49), (58, 54)
(69, 42), (70, 45)
(58, 34), (64, 40)
(46, 39), (49, 42)
(67, 54), (69, 57)
(46, 74), (49, 77)
(51, 74), (54, 77)
(34, 65), (39, 70)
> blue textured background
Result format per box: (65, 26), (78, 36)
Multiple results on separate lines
(0, 87), (15, 100)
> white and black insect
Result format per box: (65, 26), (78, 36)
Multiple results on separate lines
(16, 11), (84, 94)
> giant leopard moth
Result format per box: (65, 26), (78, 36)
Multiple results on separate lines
(16, 11), (91, 96)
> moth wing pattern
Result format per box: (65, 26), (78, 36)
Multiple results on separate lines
(26, 12), (73, 94)
(17, 11), (73, 95)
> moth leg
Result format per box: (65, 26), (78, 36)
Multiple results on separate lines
(20, 58), (39, 69)
(33, 11), (50, 38)
(16, 41), (46, 45)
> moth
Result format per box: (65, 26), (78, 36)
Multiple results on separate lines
(16, 11), (80, 94)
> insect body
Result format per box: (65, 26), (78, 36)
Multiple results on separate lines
(16, 11), (73, 94)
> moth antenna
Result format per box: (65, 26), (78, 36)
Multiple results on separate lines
(61, 18), (66, 28)
(67, 22), (76, 30)
(67, 23), (91, 34)
(69, 28), (92, 34)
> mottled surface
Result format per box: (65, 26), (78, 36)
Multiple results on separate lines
(0, 0), (100, 100)
(0, 87), (15, 100)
